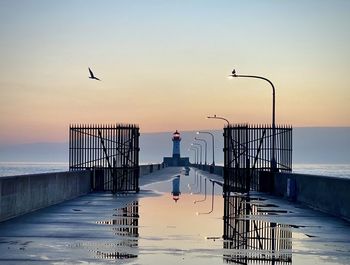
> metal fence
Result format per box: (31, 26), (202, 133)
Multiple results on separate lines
(224, 124), (292, 192)
(69, 124), (140, 193)
(223, 194), (292, 264)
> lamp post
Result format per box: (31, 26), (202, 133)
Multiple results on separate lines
(207, 114), (230, 126)
(192, 143), (203, 165)
(189, 148), (197, 164)
(229, 69), (277, 172)
(197, 131), (215, 166)
(195, 137), (207, 165)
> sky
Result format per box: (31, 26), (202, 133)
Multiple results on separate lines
(0, 0), (349, 144)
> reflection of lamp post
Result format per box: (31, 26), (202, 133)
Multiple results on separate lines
(190, 145), (199, 165)
(191, 174), (202, 195)
(194, 178), (207, 204)
(189, 148), (197, 164)
(196, 180), (215, 215)
(195, 137), (207, 165)
(207, 114), (230, 126)
(229, 69), (277, 172)
(192, 143), (203, 165)
(197, 131), (215, 166)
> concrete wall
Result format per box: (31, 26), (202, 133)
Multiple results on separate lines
(191, 164), (224, 176)
(273, 172), (350, 222)
(0, 170), (91, 222)
(139, 163), (164, 177)
(0, 164), (166, 222)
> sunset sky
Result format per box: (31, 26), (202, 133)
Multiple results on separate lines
(0, 0), (349, 144)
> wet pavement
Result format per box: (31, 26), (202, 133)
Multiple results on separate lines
(0, 167), (350, 264)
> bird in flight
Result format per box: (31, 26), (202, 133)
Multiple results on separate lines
(88, 67), (101, 81)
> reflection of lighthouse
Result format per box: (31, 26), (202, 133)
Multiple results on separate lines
(172, 130), (181, 160)
(171, 175), (181, 203)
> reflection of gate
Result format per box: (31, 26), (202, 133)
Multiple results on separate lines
(223, 194), (292, 264)
(69, 124), (140, 193)
(224, 125), (292, 193)
(96, 201), (139, 259)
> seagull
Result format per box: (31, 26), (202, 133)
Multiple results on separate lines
(231, 69), (236, 75)
(88, 67), (101, 81)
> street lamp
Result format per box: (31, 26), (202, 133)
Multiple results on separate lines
(189, 148), (197, 164)
(195, 137), (207, 165)
(229, 69), (277, 172)
(191, 143), (203, 165)
(197, 131), (215, 166)
(207, 114), (230, 126)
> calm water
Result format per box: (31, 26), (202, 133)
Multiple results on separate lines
(293, 164), (350, 179)
(1, 162), (350, 179)
(0, 162), (68, 177)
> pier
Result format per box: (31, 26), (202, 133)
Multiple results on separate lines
(1, 167), (350, 264)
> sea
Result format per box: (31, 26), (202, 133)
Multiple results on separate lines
(0, 162), (68, 177)
(0, 162), (349, 179)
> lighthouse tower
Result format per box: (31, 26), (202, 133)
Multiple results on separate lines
(163, 130), (189, 167)
(172, 130), (181, 159)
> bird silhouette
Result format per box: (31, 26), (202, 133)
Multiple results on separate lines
(232, 69), (236, 75)
(88, 67), (101, 81)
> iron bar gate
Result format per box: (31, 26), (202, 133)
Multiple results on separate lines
(223, 194), (292, 264)
(69, 124), (140, 193)
(224, 124), (292, 193)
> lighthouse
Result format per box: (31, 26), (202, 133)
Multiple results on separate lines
(172, 130), (181, 159)
(163, 130), (189, 167)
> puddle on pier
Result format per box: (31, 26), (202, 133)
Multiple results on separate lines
(86, 168), (297, 264)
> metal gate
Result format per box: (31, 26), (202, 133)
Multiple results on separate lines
(69, 124), (140, 193)
(223, 194), (292, 264)
(224, 124), (292, 193)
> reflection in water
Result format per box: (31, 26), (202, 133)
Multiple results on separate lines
(223, 194), (292, 264)
(95, 201), (139, 259)
(171, 175), (181, 202)
(191, 172), (203, 195)
(197, 180), (216, 215)
(194, 178), (207, 204)
(188, 170), (200, 193)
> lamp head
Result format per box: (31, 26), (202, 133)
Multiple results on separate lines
(196, 131), (200, 134)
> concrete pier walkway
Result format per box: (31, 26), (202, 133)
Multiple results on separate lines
(0, 167), (349, 264)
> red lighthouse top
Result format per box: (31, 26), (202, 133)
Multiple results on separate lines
(172, 130), (181, 140)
